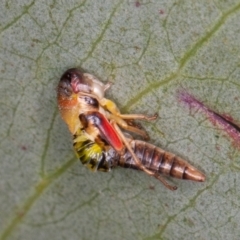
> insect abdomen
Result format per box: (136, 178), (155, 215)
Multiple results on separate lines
(74, 139), (120, 172)
(74, 139), (108, 172)
(118, 140), (205, 182)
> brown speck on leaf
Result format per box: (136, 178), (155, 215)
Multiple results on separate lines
(215, 144), (220, 151)
(159, 9), (164, 14)
(157, 224), (164, 231)
(135, 1), (140, 7)
(17, 211), (25, 218)
(134, 46), (141, 51)
(149, 185), (155, 190)
(21, 145), (27, 151)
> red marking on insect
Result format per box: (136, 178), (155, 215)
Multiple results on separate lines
(82, 111), (123, 151)
(178, 90), (240, 148)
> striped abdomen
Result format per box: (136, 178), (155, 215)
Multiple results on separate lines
(73, 138), (119, 172)
(118, 140), (205, 182)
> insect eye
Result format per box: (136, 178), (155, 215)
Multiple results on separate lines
(60, 71), (73, 84)
(61, 68), (84, 84)
(63, 86), (71, 96)
(59, 68), (89, 94)
(58, 82), (72, 97)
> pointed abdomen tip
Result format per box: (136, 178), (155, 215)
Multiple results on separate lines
(184, 167), (206, 182)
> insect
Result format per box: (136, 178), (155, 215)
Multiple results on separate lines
(57, 68), (205, 190)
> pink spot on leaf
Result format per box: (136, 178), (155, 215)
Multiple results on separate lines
(178, 90), (240, 149)
(21, 145), (27, 151)
(135, 1), (140, 7)
(159, 9), (164, 14)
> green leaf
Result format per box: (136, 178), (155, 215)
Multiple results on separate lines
(1, 1), (240, 239)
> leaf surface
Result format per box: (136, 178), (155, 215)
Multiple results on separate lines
(1, 1), (240, 239)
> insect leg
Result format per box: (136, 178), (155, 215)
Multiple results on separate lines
(103, 82), (113, 91)
(112, 121), (177, 190)
(117, 113), (158, 121)
(100, 98), (156, 139)
(79, 93), (157, 122)
(100, 98), (158, 121)
(78, 93), (149, 138)
(78, 93), (154, 139)
(109, 114), (149, 140)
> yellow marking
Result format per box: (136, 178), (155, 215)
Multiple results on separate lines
(73, 134), (88, 143)
(99, 98), (120, 115)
